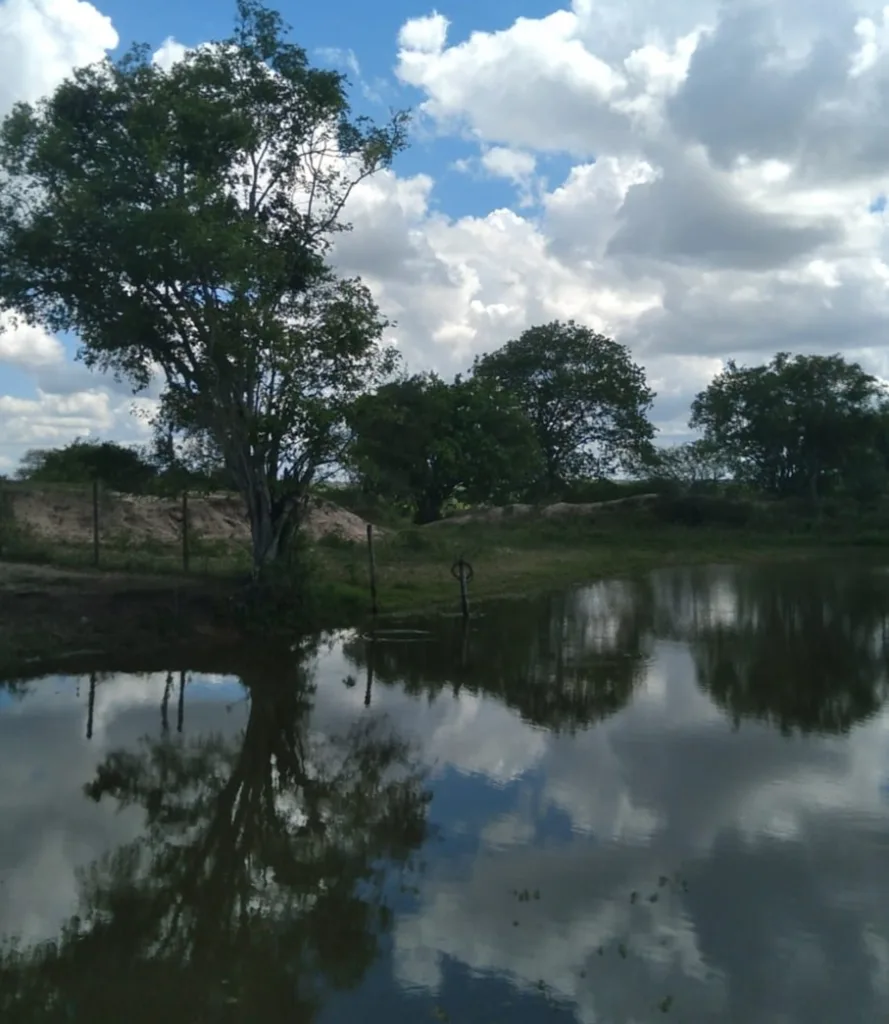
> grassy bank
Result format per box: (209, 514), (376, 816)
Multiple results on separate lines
(312, 515), (886, 621)
(3, 494), (889, 678)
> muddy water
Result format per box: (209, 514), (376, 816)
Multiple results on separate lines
(2, 562), (889, 1023)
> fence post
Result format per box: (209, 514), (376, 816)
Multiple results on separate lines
(181, 490), (190, 573)
(92, 478), (100, 568)
(366, 523), (379, 616)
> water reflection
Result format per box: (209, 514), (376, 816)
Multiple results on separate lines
(656, 565), (889, 734)
(0, 642), (431, 1022)
(348, 579), (657, 732)
(2, 562), (889, 1023)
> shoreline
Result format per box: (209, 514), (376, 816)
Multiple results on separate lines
(2, 529), (878, 681)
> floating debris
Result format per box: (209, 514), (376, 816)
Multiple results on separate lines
(658, 995), (674, 1013)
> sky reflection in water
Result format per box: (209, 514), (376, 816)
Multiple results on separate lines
(1, 562), (889, 1023)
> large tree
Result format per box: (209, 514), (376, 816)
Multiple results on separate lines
(347, 373), (542, 523)
(690, 352), (887, 500)
(0, 1), (406, 574)
(472, 321), (656, 494)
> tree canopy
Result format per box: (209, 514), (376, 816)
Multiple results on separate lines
(690, 352), (887, 500)
(347, 373), (542, 523)
(15, 439), (158, 492)
(472, 320), (656, 494)
(0, 0), (406, 572)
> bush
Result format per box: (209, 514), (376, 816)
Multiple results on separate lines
(652, 494), (755, 529)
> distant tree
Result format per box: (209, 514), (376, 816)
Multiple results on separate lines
(347, 373), (542, 524)
(690, 352), (887, 500)
(0, 0), (407, 574)
(15, 438), (158, 493)
(472, 321), (656, 495)
(653, 440), (729, 489)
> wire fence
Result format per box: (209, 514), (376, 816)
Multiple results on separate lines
(0, 479), (251, 575)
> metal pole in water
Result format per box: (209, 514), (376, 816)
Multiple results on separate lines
(364, 640), (374, 708)
(451, 555), (473, 619)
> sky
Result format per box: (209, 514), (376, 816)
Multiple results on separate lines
(2, 0), (889, 473)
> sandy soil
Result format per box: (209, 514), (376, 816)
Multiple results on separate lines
(6, 487), (378, 547)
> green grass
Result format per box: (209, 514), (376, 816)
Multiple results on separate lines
(311, 514), (889, 623)
(5, 494), (889, 630)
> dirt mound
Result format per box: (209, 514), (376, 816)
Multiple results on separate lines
(425, 493), (660, 526)
(7, 487), (377, 547)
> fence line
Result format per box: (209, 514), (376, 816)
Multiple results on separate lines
(0, 479), (198, 573)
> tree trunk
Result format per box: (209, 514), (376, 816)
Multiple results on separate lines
(414, 494), (443, 525)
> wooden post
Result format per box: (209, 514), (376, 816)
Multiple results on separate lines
(92, 478), (100, 567)
(181, 490), (190, 573)
(366, 523), (378, 616)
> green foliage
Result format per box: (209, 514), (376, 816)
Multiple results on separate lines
(347, 373), (543, 523)
(650, 440), (729, 491)
(15, 438), (158, 493)
(0, 0), (408, 573)
(690, 352), (888, 500)
(312, 481), (413, 529)
(472, 320), (656, 493)
(651, 494), (756, 529)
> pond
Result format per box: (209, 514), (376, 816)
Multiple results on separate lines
(2, 561), (889, 1022)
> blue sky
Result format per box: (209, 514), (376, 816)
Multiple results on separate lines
(3, 0), (889, 470)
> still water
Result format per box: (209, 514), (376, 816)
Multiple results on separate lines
(2, 562), (889, 1022)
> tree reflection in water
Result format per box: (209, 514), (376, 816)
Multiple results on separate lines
(349, 578), (656, 732)
(0, 640), (432, 1023)
(673, 566), (889, 735)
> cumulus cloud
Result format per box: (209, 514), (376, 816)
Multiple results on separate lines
(335, 0), (889, 433)
(0, 314), (65, 369)
(7, 0), (889, 458)
(0, 0), (117, 111)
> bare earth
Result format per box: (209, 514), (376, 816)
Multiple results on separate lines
(7, 487), (378, 547)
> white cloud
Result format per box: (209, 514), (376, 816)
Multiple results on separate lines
(7, 0), (889, 455)
(0, 315), (65, 369)
(397, 11), (449, 55)
(152, 35), (187, 71)
(0, 0), (117, 111)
